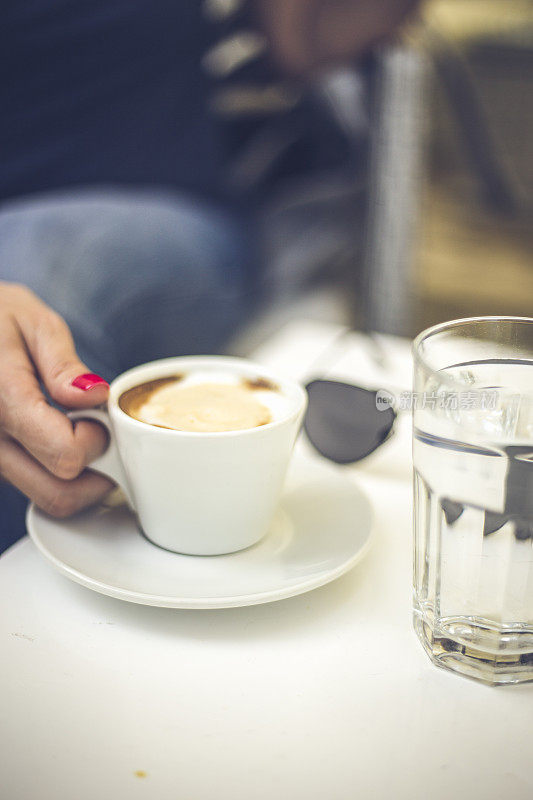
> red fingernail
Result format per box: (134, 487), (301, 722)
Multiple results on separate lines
(72, 373), (109, 391)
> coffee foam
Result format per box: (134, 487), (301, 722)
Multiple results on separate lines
(178, 370), (292, 423)
(121, 369), (293, 432)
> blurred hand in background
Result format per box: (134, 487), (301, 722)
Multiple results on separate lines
(255, 0), (420, 75)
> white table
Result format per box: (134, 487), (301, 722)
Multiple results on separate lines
(2, 320), (532, 800)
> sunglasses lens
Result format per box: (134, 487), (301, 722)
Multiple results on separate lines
(304, 380), (396, 464)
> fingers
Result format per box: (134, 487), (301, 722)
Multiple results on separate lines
(0, 342), (109, 480)
(0, 287), (109, 478)
(0, 380), (110, 480)
(12, 289), (109, 407)
(0, 433), (114, 518)
(0, 283), (113, 519)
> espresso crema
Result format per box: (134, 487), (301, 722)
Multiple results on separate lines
(119, 371), (288, 432)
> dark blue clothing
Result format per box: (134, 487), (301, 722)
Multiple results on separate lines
(1, 0), (222, 202)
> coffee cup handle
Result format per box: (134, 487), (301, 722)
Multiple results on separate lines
(68, 409), (134, 506)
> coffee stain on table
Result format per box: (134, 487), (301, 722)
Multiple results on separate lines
(10, 632), (35, 642)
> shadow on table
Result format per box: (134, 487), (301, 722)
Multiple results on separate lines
(53, 555), (375, 645)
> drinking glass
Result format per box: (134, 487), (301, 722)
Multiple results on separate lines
(412, 317), (533, 685)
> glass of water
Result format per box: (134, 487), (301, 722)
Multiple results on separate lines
(413, 317), (533, 685)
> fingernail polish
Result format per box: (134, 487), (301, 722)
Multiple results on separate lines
(72, 373), (109, 391)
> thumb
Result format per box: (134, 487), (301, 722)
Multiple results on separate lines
(20, 306), (110, 408)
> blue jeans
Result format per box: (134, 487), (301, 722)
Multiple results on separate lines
(0, 188), (255, 552)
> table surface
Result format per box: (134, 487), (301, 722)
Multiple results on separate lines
(2, 320), (532, 800)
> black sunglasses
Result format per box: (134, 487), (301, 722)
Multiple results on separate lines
(304, 379), (397, 465)
(304, 378), (533, 540)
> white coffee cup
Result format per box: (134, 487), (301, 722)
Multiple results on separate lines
(70, 356), (307, 555)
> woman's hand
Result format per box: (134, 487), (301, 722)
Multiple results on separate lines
(0, 282), (114, 517)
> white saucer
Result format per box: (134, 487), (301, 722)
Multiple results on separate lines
(26, 454), (373, 609)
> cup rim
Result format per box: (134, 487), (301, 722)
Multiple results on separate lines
(412, 315), (533, 387)
(108, 354), (308, 438)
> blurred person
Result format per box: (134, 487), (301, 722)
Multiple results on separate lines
(0, 0), (417, 550)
